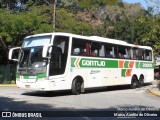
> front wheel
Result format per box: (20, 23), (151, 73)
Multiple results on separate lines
(72, 78), (82, 95)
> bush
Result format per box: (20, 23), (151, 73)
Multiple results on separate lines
(1, 80), (16, 84)
(11, 80), (16, 84)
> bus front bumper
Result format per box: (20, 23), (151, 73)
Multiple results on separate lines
(16, 79), (67, 91)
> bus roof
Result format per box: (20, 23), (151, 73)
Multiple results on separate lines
(25, 33), (53, 39)
(89, 36), (128, 46)
(25, 32), (152, 50)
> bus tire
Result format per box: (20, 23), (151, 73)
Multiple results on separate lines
(131, 75), (138, 89)
(138, 75), (144, 87)
(72, 78), (82, 95)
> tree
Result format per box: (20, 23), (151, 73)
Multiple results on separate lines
(140, 0), (160, 52)
(77, 0), (122, 11)
(0, 5), (54, 64)
(0, 0), (159, 64)
(92, 2), (147, 44)
(56, 9), (93, 35)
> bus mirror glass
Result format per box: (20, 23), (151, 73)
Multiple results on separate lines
(9, 47), (21, 61)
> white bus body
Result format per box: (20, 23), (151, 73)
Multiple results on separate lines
(9, 32), (154, 94)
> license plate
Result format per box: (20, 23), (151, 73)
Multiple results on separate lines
(20, 79), (37, 83)
(25, 85), (30, 88)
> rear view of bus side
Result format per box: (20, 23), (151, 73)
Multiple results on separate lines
(70, 35), (153, 94)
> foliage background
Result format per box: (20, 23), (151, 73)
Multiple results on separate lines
(0, 0), (160, 64)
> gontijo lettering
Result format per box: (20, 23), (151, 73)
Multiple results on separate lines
(143, 63), (152, 68)
(82, 60), (105, 67)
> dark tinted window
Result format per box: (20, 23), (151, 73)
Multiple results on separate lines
(71, 37), (152, 61)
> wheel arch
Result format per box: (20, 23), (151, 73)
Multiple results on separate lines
(139, 74), (144, 80)
(131, 74), (138, 82)
(71, 75), (84, 88)
(71, 75), (84, 92)
(72, 75), (84, 83)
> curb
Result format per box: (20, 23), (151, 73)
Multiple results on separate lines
(148, 89), (160, 97)
(0, 84), (16, 87)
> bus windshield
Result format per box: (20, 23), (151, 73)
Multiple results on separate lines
(22, 35), (52, 48)
(17, 35), (69, 76)
(17, 35), (52, 75)
(18, 47), (47, 75)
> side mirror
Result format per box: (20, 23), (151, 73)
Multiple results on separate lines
(42, 44), (53, 58)
(9, 47), (21, 61)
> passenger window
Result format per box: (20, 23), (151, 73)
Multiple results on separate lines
(99, 45), (105, 57)
(90, 42), (101, 57)
(137, 49), (144, 60)
(132, 48), (138, 59)
(117, 45), (127, 59)
(73, 48), (80, 55)
(144, 50), (152, 61)
(72, 38), (103, 57)
(125, 47), (131, 59)
(105, 44), (114, 58)
(72, 38), (88, 56)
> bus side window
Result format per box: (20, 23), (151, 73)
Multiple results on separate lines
(81, 49), (86, 56)
(105, 43), (113, 58)
(91, 50), (95, 56)
(106, 51), (113, 58)
(72, 38), (89, 56)
(144, 50), (152, 61)
(91, 50), (98, 57)
(117, 45), (127, 59)
(99, 45), (105, 57)
(73, 48), (80, 55)
(132, 48), (137, 60)
(90, 42), (101, 57)
(124, 48), (131, 59)
(137, 49), (143, 60)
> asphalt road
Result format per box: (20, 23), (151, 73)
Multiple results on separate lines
(0, 84), (160, 120)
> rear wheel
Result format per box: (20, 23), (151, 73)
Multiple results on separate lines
(138, 76), (144, 88)
(72, 78), (82, 95)
(131, 76), (138, 89)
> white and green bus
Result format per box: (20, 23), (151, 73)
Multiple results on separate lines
(9, 32), (154, 94)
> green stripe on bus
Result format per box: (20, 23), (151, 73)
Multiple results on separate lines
(124, 61), (129, 68)
(37, 73), (46, 78)
(16, 73), (46, 79)
(136, 62), (153, 69)
(71, 57), (153, 69)
(121, 69), (126, 77)
(136, 62), (140, 68)
(71, 57), (118, 68)
(24, 76), (36, 79)
(71, 58), (76, 67)
(106, 60), (118, 68)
